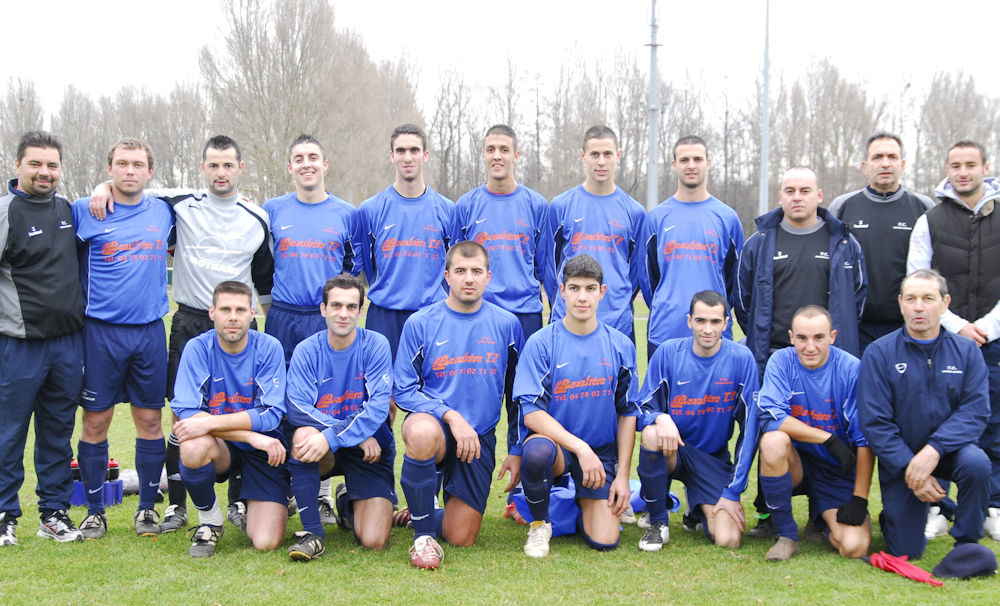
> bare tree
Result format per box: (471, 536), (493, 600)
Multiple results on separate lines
(51, 86), (111, 201)
(0, 78), (44, 176)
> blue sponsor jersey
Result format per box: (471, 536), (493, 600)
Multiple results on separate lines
(450, 184), (550, 314)
(73, 195), (174, 324)
(357, 185), (453, 310)
(758, 346), (866, 467)
(547, 185), (645, 335)
(640, 196), (743, 345)
(638, 337), (759, 501)
(262, 192), (359, 307)
(394, 301), (523, 449)
(171, 330), (286, 451)
(285, 327), (392, 452)
(514, 320), (639, 450)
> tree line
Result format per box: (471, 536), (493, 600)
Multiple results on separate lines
(3, 0), (999, 233)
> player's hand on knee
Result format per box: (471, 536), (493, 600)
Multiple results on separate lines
(654, 416), (684, 455)
(712, 497), (745, 531)
(823, 435), (856, 477)
(913, 477), (946, 503)
(608, 475), (630, 516)
(905, 445), (941, 491)
(359, 436), (381, 463)
(249, 434), (287, 466)
(497, 454), (521, 492)
(293, 431), (330, 463)
(577, 447), (605, 489)
(446, 414), (480, 463)
(835, 496), (868, 526)
(173, 415), (212, 442)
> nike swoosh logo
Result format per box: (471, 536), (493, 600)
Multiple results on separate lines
(573, 217), (585, 223)
(298, 506), (309, 513)
(790, 391), (805, 396)
(475, 218), (488, 224)
(435, 340), (449, 346)
(411, 513), (429, 521)
(104, 228), (116, 233)
(677, 380), (691, 385)
(281, 224), (293, 230)
(148, 482), (159, 488)
(663, 225), (676, 233)
(214, 377), (224, 382)
(88, 487), (102, 494)
(383, 224), (396, 230)
(556, 363), (569, 369)
(321, 377), (333, 384)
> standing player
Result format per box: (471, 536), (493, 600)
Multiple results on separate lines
(357, 123), (453, 366)
(828, 133), (934, 352)
(285, 274), (395, 561)
(394, 241), (524, 569)
(171, 281), (288, 557)
(907, 140), (1000, 541)
(90, 135), (274, 533)
(262, 134), (359, 365)
(641, 136), (744, 360)
(547, 125), (645, 341)
(515, 255), (639, 557)
(450, 124), (549, 340)
(635, 290), (759, 552)
(0, 131), (85, 545)
(72, 138), (174, 539)
(858, 269), (992, 560)
(756, 306), (873, 561)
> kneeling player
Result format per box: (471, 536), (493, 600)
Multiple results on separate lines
(757, 306), (873, 561)
(171, 281), (289, 557)
(285, 275), (395, 561)
(395, 241), (524, 569)
(515, 255), (639, 557)
(636, 290), (759, 551)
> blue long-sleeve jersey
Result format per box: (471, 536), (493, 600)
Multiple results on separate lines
(638, 337), (759, 501)
(262, 192), (359, 308)
(858, 328), (989, 478)
(357, 185), (453, 311)
(449, 184), (550, 314)
(394, 301), (524, 453)
(285, 328), (392, 452)
(546, 185), (645, 335)
(73, 195), (174, 324)
(514, 321), (639, 450)
(171, 330), (287, 451)
(640, 196), (743, 345)
(757, 346), (866, 467)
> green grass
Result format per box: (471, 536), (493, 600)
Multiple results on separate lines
(2, 298), (998, 604)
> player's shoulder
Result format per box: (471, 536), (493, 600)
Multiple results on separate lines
(827, 189), (865, 217)
(829, 345), (860, 371)
(251, 329), (284, 355)
(719, 337), (756, 362)
(359, 186), (394, 211)
(262, 192), (296, 211)
(904, 189), (936, 211)
(423, 185), (454, 206)
(549, 184), (582, 207)
(357, 326), (392, 353)
(235, 196), (268, 220)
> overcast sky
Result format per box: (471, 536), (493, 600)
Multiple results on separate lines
(2, 0), (999, 120)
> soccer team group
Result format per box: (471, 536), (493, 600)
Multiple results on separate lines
(1, 121), (999, 576)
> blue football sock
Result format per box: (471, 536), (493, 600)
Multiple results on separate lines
(135, 437), (165, 510)
(180, 462), (218, 512)
(78, 440), (109, 515)
(400, 455), (438, 538)
(637, 446), (670, 525)
(761, 472), (797, 540)
(521, 438), (557, 522)
(434, 507), (445, 539)
(288, 457), (324, 537)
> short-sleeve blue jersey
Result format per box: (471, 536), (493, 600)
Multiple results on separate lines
(393, 300), (524, 452)
(262, 192), (359, 307)
(72, 195), (174, 324)
(449, 184), (550, 314)
(514, 320), (640, 450)
(757, 346), (866, 467)
(171, 330), (287, 451)
(357, 185), (453, 310)
(285, 327), (392, 452)
(638, 337), (760, 501)
(640, 196), (743, 345)
(547, 185), (645, 335)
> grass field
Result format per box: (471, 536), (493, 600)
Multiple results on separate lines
(1, 299), (998, 605)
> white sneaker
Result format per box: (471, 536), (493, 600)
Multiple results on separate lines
(924, 506), (949, 539)
(985, 507), (1000, 541)
(638, 521), (669, 552)
(524, 521), (552, 558)
(620, 504), (637, 525)
(637, 512), (651, 529)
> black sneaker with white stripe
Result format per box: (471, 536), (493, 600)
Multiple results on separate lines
(0, 513), (17, 546)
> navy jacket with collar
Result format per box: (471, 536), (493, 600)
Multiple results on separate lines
(734, 206), (867, 373)
(857, 327), (989, 479)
